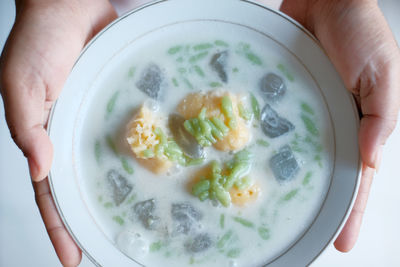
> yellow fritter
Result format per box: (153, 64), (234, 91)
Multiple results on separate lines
(177, 90), (250, 151)
(126, 105), (172, 174)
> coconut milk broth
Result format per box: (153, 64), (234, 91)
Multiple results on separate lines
(77, 22), (334, 266)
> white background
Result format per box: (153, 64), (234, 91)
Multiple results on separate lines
(1, 0), (399, 266)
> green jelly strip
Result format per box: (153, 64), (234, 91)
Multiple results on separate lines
(237, 42), (250, 52)
(220, 214), (225, 229)
(112, 216), (124, 226)
(128, 66), (136, 77)
(106, 135), (117, 154)
(192, 179), (210, 196)
(221, 96), (236, 129)
(258, 227), (271, 240)
(215, 184), (231, 207)
(277, 63), (294, 82)
(217, 230), (233, 249)
(211, 117), (229, 135)
(224, 162), (250, 190)
(214, 40), (229, 47)
(126, 194), (136, 204)
(121, 158), (134, 174)
(154, 127), (167, 145)
(227, 248), (241, 258)
(233, 216), (254, 228)
(238, 103), (252, 121)
(189, 51), (208, 63)
(103, 202), (113, 208)
(301, 114), (319, 136)
(210, 82), (223, 88)
(193, 65), (205, 77)
(250, 93), (260, 120)
(168, 45), (182, 55)
(150, 241), (163, 252)
(302, 171), (313, 186)
(256, 139), (269, 147)
(315, 154), (323, 168)
(176, 57), (184, 63)
(185, 157), (205, 166)
(106, 91), (119, 115)
(282, 189), (299, 201)
(178, 67), (187, 74)
(245, 52), (262, 66)
(183, 78), (194, 89)
(193, 43), (213, 51)
(235, 176), (252, 190)
(232, 67), (239, 73)
(198, 191), (209, 201)
(304, 135), (323, 152)
(94, 141), (101, 163)
(142, 149), (155, 158)
(172, 77), (179, 87)
(301, 102), (314, 115)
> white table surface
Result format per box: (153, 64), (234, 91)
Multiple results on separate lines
(1, 0), (399, 266)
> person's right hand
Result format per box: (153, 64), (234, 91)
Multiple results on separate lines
(0, 0), (117, 265)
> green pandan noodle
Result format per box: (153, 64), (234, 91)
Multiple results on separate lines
(191, 149), (252, 207)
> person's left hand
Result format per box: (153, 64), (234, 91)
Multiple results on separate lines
(279, 0), (400, 252)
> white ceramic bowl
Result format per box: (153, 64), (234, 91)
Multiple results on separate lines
(48, 0), (361, 266)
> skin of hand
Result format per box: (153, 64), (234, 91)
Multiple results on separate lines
(280, 0), (400, 252)
(0, 0), (117, 266)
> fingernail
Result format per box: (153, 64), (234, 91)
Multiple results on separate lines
(28, 158), (39, 180)
(375, 145), (384, 173)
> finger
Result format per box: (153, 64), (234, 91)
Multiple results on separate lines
(334, 164), (375, 252)
(33, 178), (82, 267)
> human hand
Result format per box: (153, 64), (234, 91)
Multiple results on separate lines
(0, 0), (117, 265)
(280, 0), (400, 252)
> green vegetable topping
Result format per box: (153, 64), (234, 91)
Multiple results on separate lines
(250, 93), (260, 120)
(233, 216), (254, 228)
(112, 216), (124, 226)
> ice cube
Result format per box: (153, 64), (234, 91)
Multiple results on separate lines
(134, 199), (160, 230)
(107, 170), (133, 206)
(259, 73), (286, 102)
(136, 64), (164, 99)
(168, 114), (204, 159)
(260, 104), (294, 138)
(171, 202), (202, 234)
(210, 51), (229, 83)
(269, 145), (299, 182)
(116, 229), (149, 260)
(185, 233), (212, 253)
